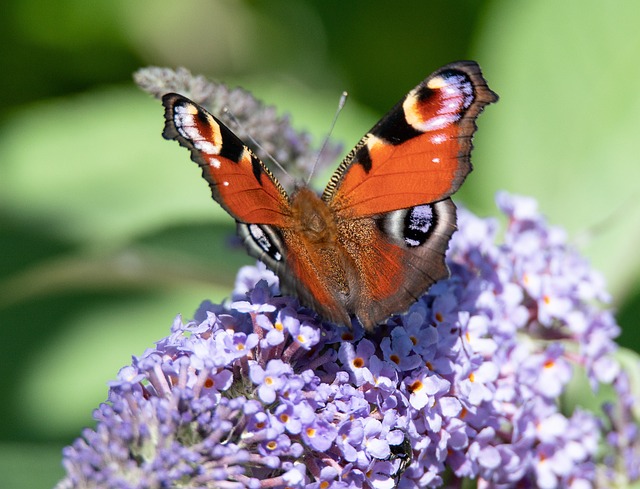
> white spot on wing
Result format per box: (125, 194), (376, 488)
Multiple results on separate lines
(421, 114), (459, 131)
(194, 140), (217, 155)
(431, 134), (446, 145)
(443, 86), (458, 96)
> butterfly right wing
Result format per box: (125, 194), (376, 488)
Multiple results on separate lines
(162, 93), (292, 226)
(322, 62), (497, 329)
(324, 61), (497, 217)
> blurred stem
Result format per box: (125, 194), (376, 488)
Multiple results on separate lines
(0, 247), (234, 308)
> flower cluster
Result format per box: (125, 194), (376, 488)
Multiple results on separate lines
(134, 66), (343, 185)
(57, 192), (639, 489)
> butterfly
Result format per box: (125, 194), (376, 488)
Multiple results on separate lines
(161, 61), (497, 331)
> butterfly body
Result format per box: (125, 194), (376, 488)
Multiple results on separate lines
(162, 61), (497, 330)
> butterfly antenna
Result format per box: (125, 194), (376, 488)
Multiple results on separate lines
(306, 91), (348, 186)
(222, 107), (295, 186)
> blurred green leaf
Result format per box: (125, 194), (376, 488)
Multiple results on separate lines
(0, 443), (64, 489)
(469, 0), (640, 303)
(14, 0), (125, 49)
(0, 224), (247, 309)
(0, 88), (224, 248)
(616, 346), (640, 419)
(0, 213), (76, 278)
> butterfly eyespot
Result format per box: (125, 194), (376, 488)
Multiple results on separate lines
(378, 203), (446, 249)
(405, 71), (476, 132)
(404, 205), (435, 248)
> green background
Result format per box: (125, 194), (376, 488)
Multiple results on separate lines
(1, 1), (639, 487)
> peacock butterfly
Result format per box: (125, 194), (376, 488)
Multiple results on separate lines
(161, 61), (497, 331)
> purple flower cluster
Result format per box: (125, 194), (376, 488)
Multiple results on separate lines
(57, 193), (638, 488)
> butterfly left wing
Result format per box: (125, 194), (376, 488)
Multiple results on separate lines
(162, 93), (292, 226)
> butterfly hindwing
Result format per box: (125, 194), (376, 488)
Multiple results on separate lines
(334, 199), (457, 330)
(324, 61), (498, 218)
(162, 93), (292, 226)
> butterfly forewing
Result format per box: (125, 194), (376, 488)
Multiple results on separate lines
(162, 93), (293, 226)
(323, 61), (498, 218)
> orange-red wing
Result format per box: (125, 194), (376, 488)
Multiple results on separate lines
(162, 93), (292, 226)
(323, 61), (497, 218)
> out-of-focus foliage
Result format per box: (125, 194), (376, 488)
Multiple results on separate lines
(1, 1), (639, 487)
